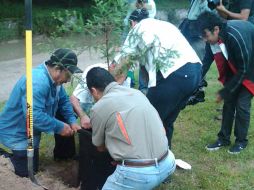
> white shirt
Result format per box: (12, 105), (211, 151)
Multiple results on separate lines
(147, 0), (157, 18)
(188, 0), (209, 20)
(114, 18), (201, 87)
(72, 63), (108, 103)
(73, 63), (131, 103)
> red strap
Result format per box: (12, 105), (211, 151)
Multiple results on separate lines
(116, 112), (131, 145)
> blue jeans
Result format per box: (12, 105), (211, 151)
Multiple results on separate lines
(102, 151), (176, 190)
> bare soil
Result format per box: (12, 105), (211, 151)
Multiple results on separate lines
(0, 156), (79, 190)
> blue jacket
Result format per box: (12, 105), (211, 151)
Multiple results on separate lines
(0, 63), (77, 150)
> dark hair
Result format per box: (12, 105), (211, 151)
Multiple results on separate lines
(86, 67), (115, 92)
(197, 11), (225, 36)
(137, 0), (144, 3)
(129, 8), (149, 22)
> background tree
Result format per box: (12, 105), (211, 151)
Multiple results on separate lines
(85, 0), (128, 67)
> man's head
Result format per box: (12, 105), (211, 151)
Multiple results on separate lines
(197, 11), (225, 44)
(129, 8), (149, 28)
(86, 67), (115, 101)
(46, 48), (82, 85)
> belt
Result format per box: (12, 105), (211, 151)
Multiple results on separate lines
(114, 150), (168, 167)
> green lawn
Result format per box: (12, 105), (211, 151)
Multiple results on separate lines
(158, 64), (254, 190)
(0, 64), (254, 189)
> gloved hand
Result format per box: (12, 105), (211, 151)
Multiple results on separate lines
(186, 88), (205, 106)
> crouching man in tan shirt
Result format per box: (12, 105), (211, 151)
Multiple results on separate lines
(86, 67), (176, 190)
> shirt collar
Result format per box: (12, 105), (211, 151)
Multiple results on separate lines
(43, 62), (57, 86)
(103, 82), (118, 96)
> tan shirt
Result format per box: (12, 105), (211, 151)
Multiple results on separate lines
(90, 82), (168, 161)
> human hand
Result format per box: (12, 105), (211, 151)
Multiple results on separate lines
(216, 93), (223, 103)
(80, 115), (91, 129)
(71, 123), (82, 132)
(216, 0), (226, 12)
(60, 123), (74, 136)
(109, 62), (116, 73)
(110, 59), (129, 83)
(115, 74), (127, 85)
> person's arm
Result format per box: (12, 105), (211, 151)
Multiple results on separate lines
(114, 27), (141, 63)
(112, 26), (141, 79)
(25, 79), (71, 135)
(57, 86), (81, 132)
(218, 32), (250, 99)
(57, 87), (77, 123)
(216, 0), (251, 20)
(90, 109), (107, 152)
(217, 7), (250, 20)
(201, 43), (214, 79)
(70, 95), (91, 129)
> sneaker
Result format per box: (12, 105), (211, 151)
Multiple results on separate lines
(228, 144), (246, 154)
(205, 140), (229, 151)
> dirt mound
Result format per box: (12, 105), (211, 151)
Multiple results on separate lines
(0, 156), (79, 190)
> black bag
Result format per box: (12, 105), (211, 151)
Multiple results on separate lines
(78, 129), (115, 190)
(53, 111), (76, 160)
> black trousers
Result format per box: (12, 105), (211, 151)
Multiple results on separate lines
(147, 63), (201, 149)
(10, 149), (39, 177)
(218, 86), (253, 147)
(54, 111), (76, 160)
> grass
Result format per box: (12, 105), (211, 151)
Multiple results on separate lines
(158, 64), (254, 190)
(0, 64), (254, 189)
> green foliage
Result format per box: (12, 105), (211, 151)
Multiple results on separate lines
(0, 2), (24, 19)
(0, 19), (22, 41)
(114, 27), (179, 76)
(85, 0), (128, 65)
(52, 10), (85, 35)
(0, 1), (91, 42)
(35, 9), (88, 53)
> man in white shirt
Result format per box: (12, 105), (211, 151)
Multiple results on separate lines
(70, 63), (131, 129)
(113, 9), (202, 149)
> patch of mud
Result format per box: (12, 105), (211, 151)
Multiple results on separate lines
(0, 156), (79, 190)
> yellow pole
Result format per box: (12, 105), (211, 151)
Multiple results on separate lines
(25, 0), (36, 183)
(26, 30), (33, 149)
(25, 2), (47, 189)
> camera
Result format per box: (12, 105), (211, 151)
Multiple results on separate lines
(207, 0), (220, 10)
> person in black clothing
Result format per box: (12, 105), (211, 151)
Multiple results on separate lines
(216, 0), (254, 23)
(197, 11), (254, 154)
(186, 0), (254, 106)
